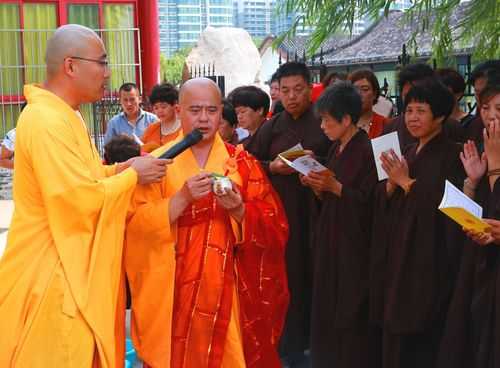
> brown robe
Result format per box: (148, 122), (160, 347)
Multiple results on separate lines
(248, 107), (331, 356)
(310, 130), (381, 368)
(438, 176), (500, 368)
(463, 115), (484, 148)
(370, 132), (465, 368)
(240, 121), (265, 153)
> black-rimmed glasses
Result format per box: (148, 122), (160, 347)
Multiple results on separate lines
(69, 56), (109, 68)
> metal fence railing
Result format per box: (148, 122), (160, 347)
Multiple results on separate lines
(0, 28), (142, 157)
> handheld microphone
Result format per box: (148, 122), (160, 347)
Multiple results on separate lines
(158, 129), (203, 159)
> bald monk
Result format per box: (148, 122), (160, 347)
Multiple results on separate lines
(0, 25), (169, 368)
(123, 78), (289, 368)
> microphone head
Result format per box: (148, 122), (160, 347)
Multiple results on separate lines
(186, 128), (203, 145)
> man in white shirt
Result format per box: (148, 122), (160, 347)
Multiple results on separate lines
(0, 128), (15, 169)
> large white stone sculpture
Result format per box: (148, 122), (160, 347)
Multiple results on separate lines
(185, 27), (265, 95)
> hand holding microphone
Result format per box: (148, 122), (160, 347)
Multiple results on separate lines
(129, 129), (203, 184)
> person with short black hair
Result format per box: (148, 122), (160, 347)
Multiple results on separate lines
(436, 68), (471, 125)
(398, 63), (435, 98)
(219, 99), (239, 144)
(383, 63), (464, 149)
(229, 85), (270, 150)
(348, 69), (390, 138)
(469, 60), (500, 105)
(103, 134), (141, 164)
(462, 61), (500, 145)
(383, 63), (435, 147)
(479, 68), (500, 100)
(250, 61), (331, 367)
(269, 72), (281, 117)
(141, 83), (181, 146)
(104, 82), (157, 144)
(437, 70), (500, 368)
(322, 71), (348, 88)
(371, 78), (465, 368)
(302, 82), (380, 368)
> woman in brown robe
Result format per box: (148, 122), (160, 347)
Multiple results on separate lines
(438, 73), (500, 368)
(302, 82), (380, 367)
(370, 78), (465, 368)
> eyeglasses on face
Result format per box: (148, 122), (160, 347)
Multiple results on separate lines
(69, 56), (109, 68)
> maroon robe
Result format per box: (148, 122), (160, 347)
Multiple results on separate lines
(438, 176), (500, 368)
(310, 130), (381, 368)
(248, 107), (331, 357)
(370, 132), (465, 368)
(240, 121), (265, 153)
(463, 115), (485, 148)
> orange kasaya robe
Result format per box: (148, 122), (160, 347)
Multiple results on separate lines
(0, 85), (138, 367)
(123, 134), (289, 368)
(141, 121), (182, 147)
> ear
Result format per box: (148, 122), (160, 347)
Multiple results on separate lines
(257, 107), (265, 117)
(341, 114), (352, 127)
(175, 104), (181, 114)
(138, 95), (143, 103)
(63, 57), (76, 78)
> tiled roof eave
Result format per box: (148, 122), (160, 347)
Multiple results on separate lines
(319, 48), (473, 66)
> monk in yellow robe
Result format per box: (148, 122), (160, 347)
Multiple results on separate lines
(0, 25), (169, 368)
(123, 78), (289, 368)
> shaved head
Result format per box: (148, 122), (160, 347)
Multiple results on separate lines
(46, 24), (103, 77)
(177, 78), (223, 143)
(179, 78), (222, 104)
(43, 24), (110, 106)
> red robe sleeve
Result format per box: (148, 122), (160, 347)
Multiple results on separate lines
(228, 144), (290, 368)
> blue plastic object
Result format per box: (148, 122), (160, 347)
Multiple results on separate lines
(125, 338), (137, 368)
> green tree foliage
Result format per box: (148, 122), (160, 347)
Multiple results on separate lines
(252, 37), (264, 49)
(160, 47), (192, 85)
(276, 0), (499, 64)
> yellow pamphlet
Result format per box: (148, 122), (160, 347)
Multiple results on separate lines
(439, 180), (490, 233)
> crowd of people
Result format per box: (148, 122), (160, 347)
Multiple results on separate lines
(1, 23), (500, 368)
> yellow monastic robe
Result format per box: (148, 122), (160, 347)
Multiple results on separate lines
(0, 85), (137, 368)
(124, 134), (245, 368)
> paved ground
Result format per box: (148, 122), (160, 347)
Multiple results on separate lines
(0, 168), (13, 200)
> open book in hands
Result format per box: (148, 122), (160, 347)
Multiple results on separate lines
(439, 180), (490, 232)
(278, 143), (328, 176)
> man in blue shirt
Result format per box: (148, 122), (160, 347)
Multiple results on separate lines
(104, 82), (157, 144)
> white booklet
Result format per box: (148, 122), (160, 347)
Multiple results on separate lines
(281, 155), (328, 176)
(278, 143), (328, 176)
(370, 132), (402, 181)
(438, 180), (490, 232)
